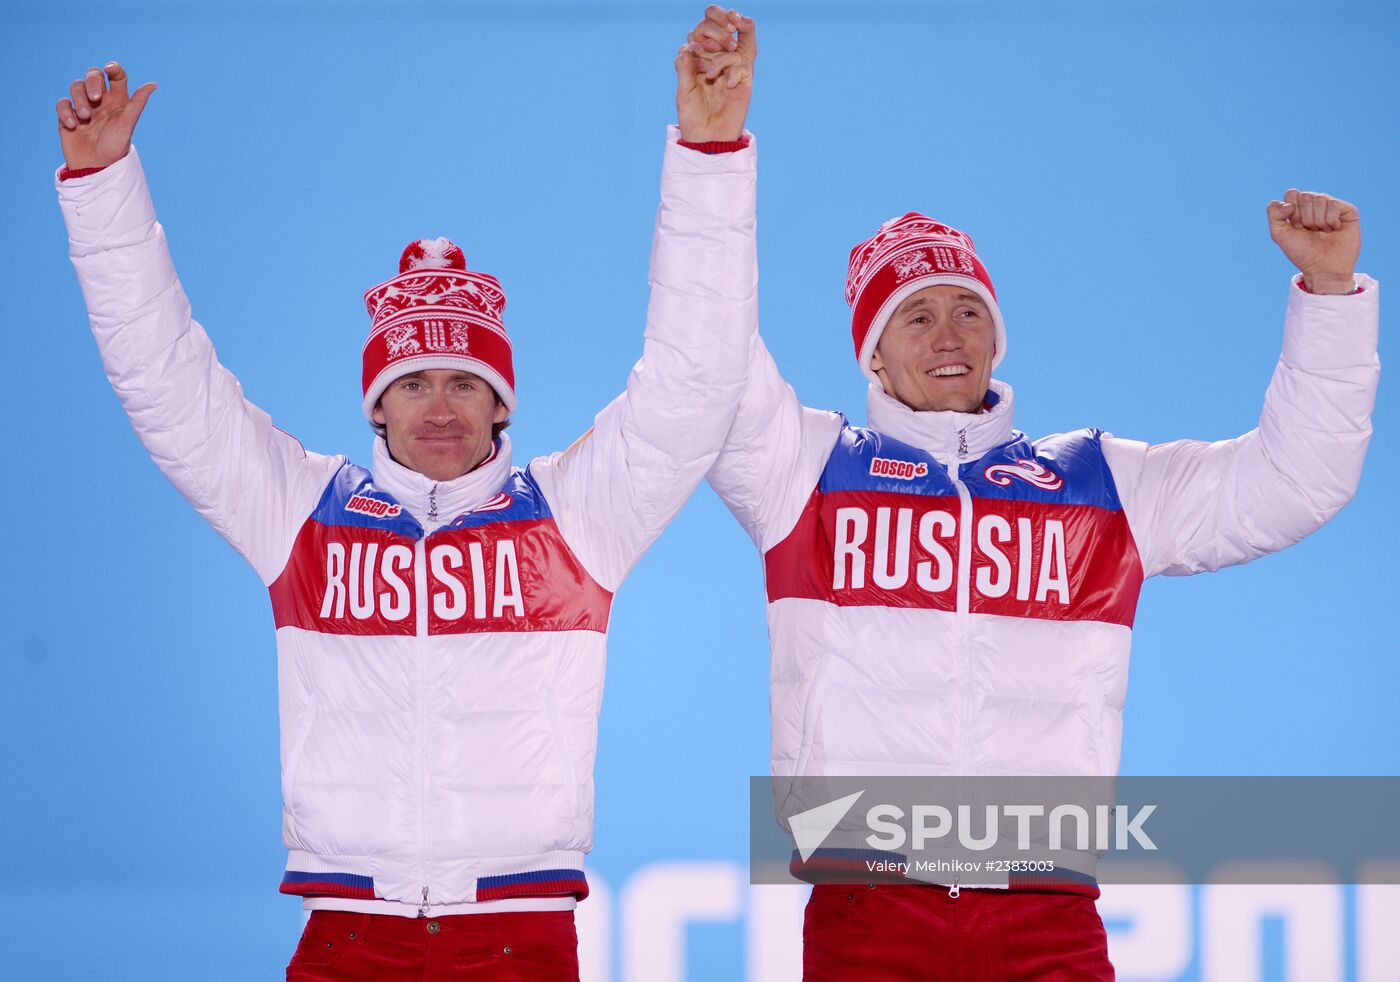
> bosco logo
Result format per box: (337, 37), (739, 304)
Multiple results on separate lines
(870, 457), (929, 481)
(346, 494), (403, 519)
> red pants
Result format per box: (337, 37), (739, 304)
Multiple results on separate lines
(803, 884), (1114, 981)
(285, 909), (579, 981)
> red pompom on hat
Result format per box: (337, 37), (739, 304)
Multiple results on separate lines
(361, 237), (515, 418)
(846, 213), (1006, 382)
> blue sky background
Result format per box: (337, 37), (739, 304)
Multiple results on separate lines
(3, 1), (1396, 979)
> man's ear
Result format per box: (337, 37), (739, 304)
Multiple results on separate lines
(371, 401), (386, 426)
(493, 397), (510, 424)
(870, 346), (885, 374)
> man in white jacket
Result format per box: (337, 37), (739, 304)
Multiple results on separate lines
(53, 8), (757, 977)
(726, 218), (1374, 978)
(727, 219), (1375, 982)
(685, 21), (1377, 975)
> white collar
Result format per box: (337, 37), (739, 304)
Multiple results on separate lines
(865, 378), (1016, 465)
(370, 433), (513, 531)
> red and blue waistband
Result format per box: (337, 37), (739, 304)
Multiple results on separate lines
(279, 867), (589, 903)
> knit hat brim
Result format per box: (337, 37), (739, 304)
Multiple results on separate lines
(857, 272), (1007, 386)
(362, 356), (516, 420)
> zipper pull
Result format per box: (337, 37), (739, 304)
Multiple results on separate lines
(957, 429), (969, 460)
(948, 878), (960, 900)
(419, 886), (430, 917)
(427, 484), (439, 524)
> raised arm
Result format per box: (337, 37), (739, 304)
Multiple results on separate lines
(57, 64), (340, 584)
(682, 9), (843, 553)
(1105, 189), (1379, 577)
(708, 337), (844, 552)
(529, 9), (761, 591)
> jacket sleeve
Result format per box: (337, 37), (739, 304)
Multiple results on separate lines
(527, 127), (758, 592)
(1103, 275), (1380, 578)
(707, 336), (844, 553)
(59, 148), (342, 585)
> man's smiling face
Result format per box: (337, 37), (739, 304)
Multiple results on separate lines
(371, 369), (509, 481)
(870, 284), (997, 413)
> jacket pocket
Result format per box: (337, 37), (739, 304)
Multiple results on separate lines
(778, 657), (831, 819)
(281, 692), (320, 818)
(791, 656), (831, 777)
(546, 695), (581, 824)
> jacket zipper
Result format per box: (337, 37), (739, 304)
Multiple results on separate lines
(415, 483), (439, 914)
(414, 535), (431, 915)
(947, 458), (973, 775)
(948, 460), (973, 615)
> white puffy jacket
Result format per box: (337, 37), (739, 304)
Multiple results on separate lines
(59, 130), (756, 913)
(711, 278), (1378, 799)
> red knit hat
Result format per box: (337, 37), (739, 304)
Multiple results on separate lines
(361, 237), (515, 418)
(846, 213), (1006, 382)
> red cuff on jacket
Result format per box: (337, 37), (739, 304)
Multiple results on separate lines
(58, 163), (110, 181)
(1296, 277), (1364, 295)
(677, 136), (751, 154)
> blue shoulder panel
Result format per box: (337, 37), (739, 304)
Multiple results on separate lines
(308, 461), (554, 537)
(819, 419), (959, 497)
(820, 421), (1124, 511)
(310, 463), (424, 537)
(438, 467), (553, 531)
(960, 428), (1123, 509)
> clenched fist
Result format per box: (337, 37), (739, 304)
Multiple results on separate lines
(1267, 189), (1360, 295)
(55, 62), (156, 171)
(676, 6), (756, 143)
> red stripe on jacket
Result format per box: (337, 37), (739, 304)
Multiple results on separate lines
(764, 488), (1142, 627)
